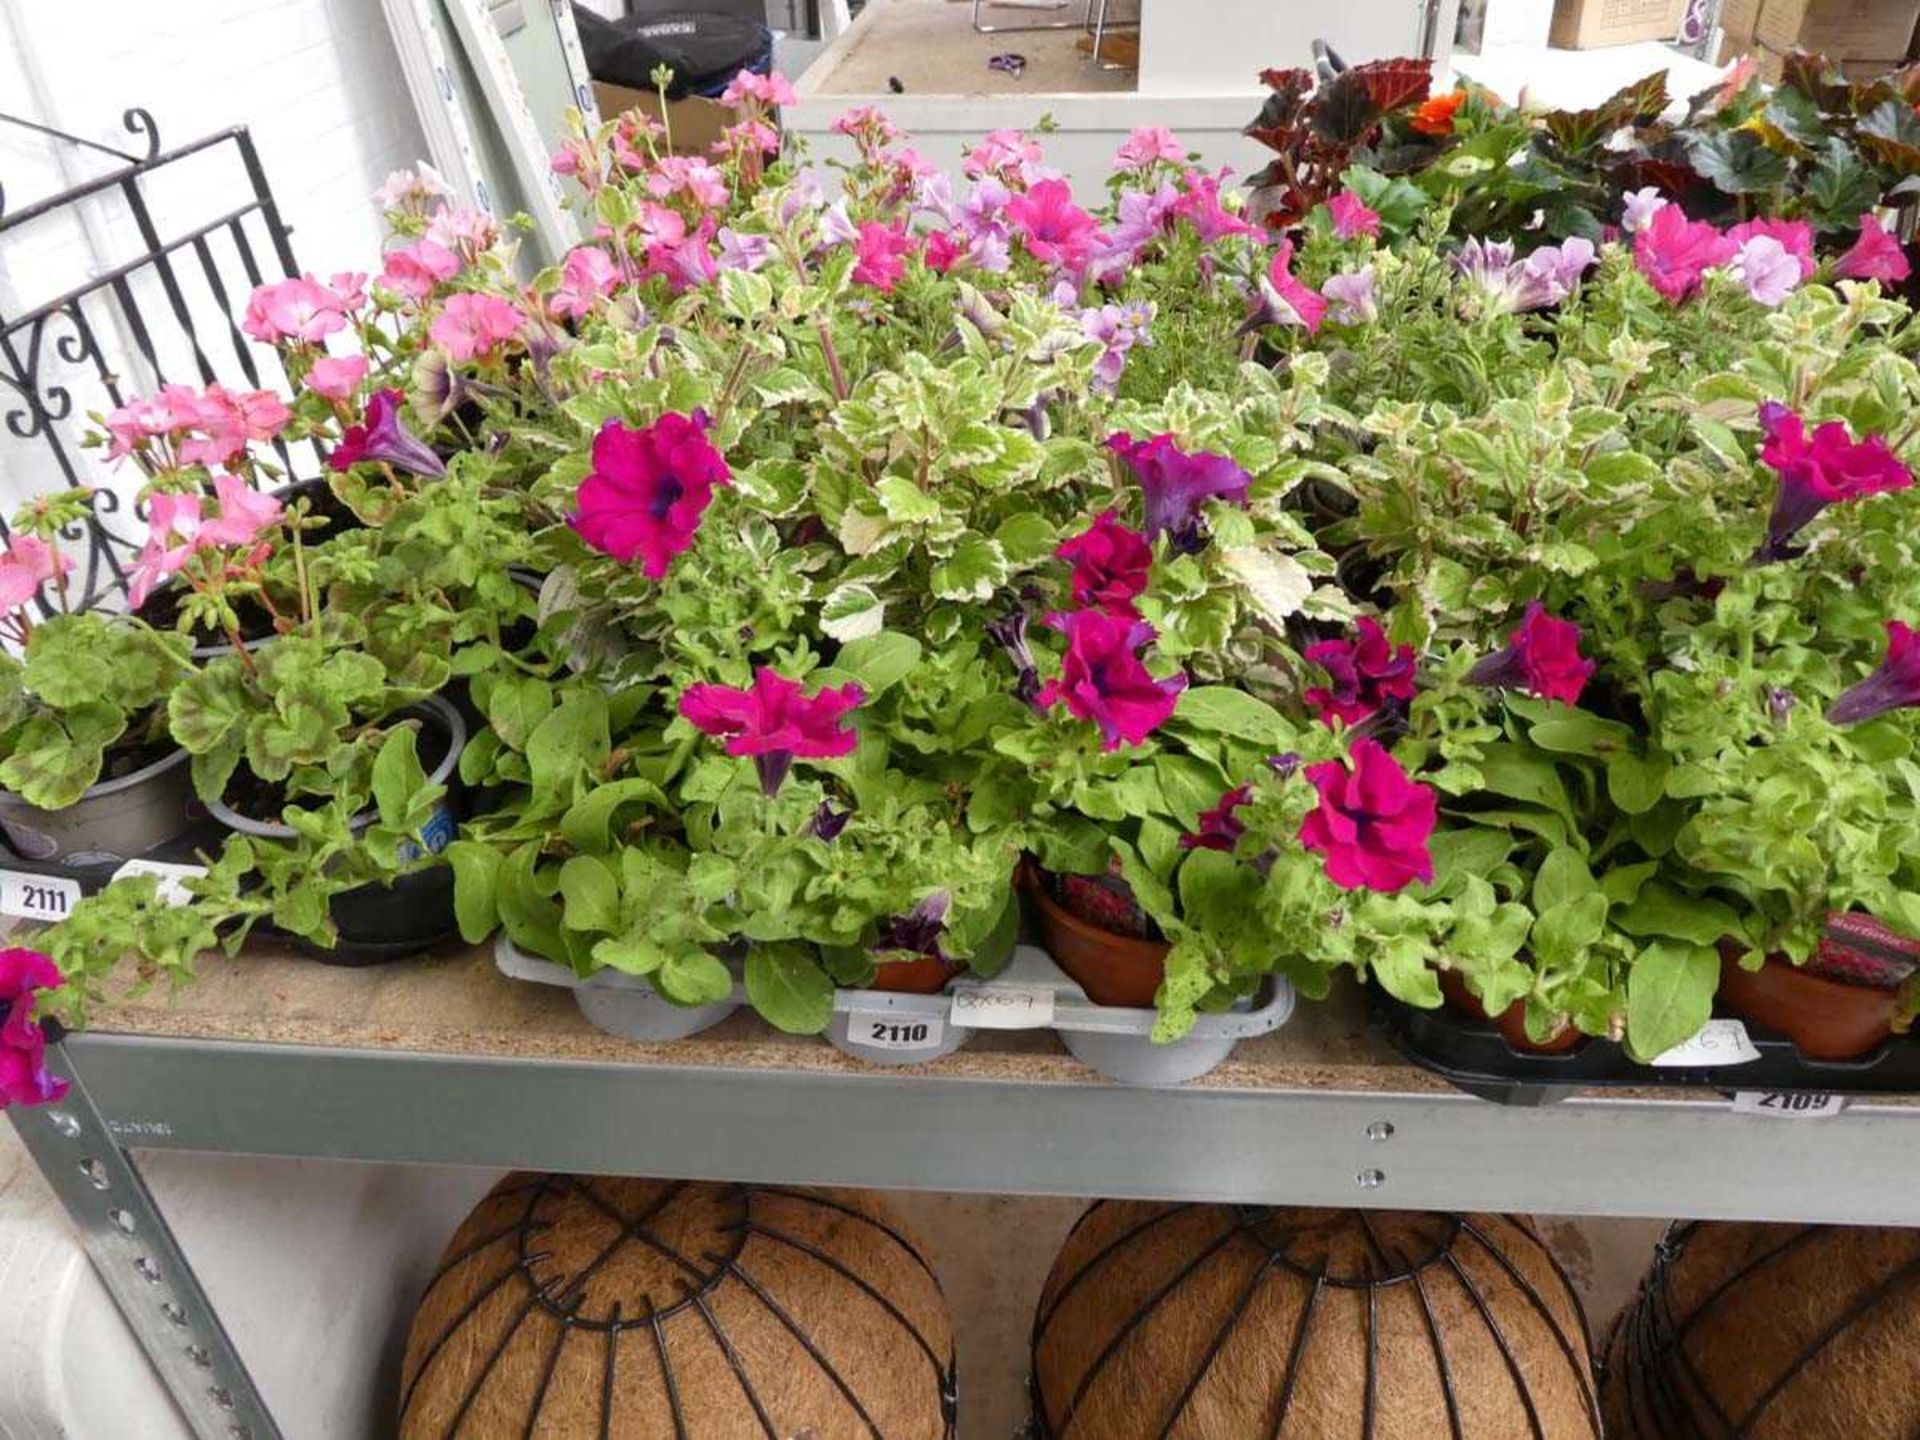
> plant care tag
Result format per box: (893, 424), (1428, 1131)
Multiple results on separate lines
(1732, 1091), (1848, 1118)
(848, 1010), (946, 1052)
(110, 860), (209, 907)
(950, 984), (1056, 1030)
(0, 871), (80, 923)
(1648, 1018), (1761, 1067)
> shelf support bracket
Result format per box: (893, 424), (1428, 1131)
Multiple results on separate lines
(7, 1039), (282, 1440)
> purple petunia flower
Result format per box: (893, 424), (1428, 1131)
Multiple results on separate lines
(1077, 300), (1155, 394)
(808, 800), (852, 841)
(876, 891), (950, 960)
(1035, 609), (1186, 751)
(1830, 621), (1920, 725)
(1304, 617), (1417, 727)
(1455, 236), (1595, 314)
(715, 227), (773, 272)
(1181, 784), (1253, 852)
(1106, 431), (1252, 554)
(987, 610), (1042, 706)
(1322, 266), (1377, 325)
(328, 388), (445, 478)
(1755, 402), (1914, 562)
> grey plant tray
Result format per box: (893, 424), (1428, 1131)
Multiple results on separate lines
(494, 936), (743, 1042)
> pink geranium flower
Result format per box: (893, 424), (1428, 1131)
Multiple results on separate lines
(1633, 205), (1734, 304)
(1181, 784), (1253, 852)
(378, 239), (462, 303)
(201, 474), (284, 548)
(1035, 609), (1186, 751)
(1835, 213), (1912, 284)
(550, 245), (620, 320)
(852, 221), (915, 292)
(1326, 190), (1381, 240)
(570, 412), (730, 580)
(1727, 218), (1816, 281)
(718, 69), (799, 108)
(329, 388), (445, 479)
(0, 949), (68, 1109)
(680, 667), (865, 795)
(1300, 738), (1436, 893)
(1831, 620), (1920, 725)
(426, 208), (499, 257)
(1107, 431), (1253, 553)
(127, 492), (206, 608)
(242, 274), (360, 345)
(1057, 510), (1152, 618)
(0, 536), (70, 612)
(966, 128), (1046, 182)
(1247, 239), (1327, 335)
(1005, 179), (1104, 273)
(648, 156), (730, 208)
(1114, 125), (1184, 170)
(307, 353), (369, 402)
(1304, 617), (1417, 726)
(429, 293), (523, 362)
(1468, 602), (1595, 706)
(1755, 402), (1913, 561)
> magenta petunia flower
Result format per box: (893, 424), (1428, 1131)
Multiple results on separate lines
(1035, 609), (1186, 751)
(0, 536), (70, 612)
(679, 667), (865, 794)
(1299, 738), (1436, 893)
(307, 353), (369, 402)
(1169, 170), (1263, 243)
(1005, 179), (1105, 273)
(1106, 431), (1252, 554)
(1755, 402), (1913, 561)
(1727, 218), (1816, 281)
(1057, 509), (1152, 618)
(1326, 190), (1381, 240)
(0, 949), (68, 1109)
(1245, 239), (1327, 334)
(851, 220), (915, 291)
(428, 292), (523, 362)
(1181, 784), (1253, 852)
(329, 388), (446, 479)
(1835, 212), (1912, 285)
(1633, 205), (1735, 304)
(1304, 617), (1417, 727)
(1468, 602), (1595, 706)
(1830, 620), (1920, 725)
(570, 412), (730, 580)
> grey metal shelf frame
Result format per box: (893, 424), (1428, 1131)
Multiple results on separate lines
(15, 945), (1920, 1438)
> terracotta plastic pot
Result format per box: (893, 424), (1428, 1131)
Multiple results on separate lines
(1717, 948), (1898, 1061)
(1436, 968), (1583, 1056)
(868, 955), (961, 995)
(1024, 864), (1167, 1010)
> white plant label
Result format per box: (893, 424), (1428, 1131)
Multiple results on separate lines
(848, 1009), (945, 1052)
(950, 984), (1056, 1030)
(0, 871), (80, 923)
(111, 860), (209, 907)
(1732, 1091), (1848, 1118)
(1648, 1018), (1761, 1068)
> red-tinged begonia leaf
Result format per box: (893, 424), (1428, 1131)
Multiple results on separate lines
(1351, 57), (1433, 116)
(1309, 69), (1386, 146)
(1544, 70), (1671, 156)
(1778, 51), (1850, 111)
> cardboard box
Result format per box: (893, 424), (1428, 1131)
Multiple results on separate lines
(1549, 0), (1687, 47)
(592, 80), (742, 156)
(1717, 0), (1920, 62)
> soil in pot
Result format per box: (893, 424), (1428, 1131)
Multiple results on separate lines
(1024, 862), (1167, 1009)
(1717, 946), (1899, 1061)
(1435, 968), (1584, 1056)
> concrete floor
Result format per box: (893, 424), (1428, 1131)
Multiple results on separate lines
(805, 0), (1136, 97)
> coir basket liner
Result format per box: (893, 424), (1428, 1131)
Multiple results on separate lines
(398, 1173), (956, 1438)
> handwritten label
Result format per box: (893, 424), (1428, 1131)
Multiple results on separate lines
(849, 1010), (945, 1052)
(1649, 1018), (1761, 1068)
(0, 871), (80, 923)
(950, 984), (1056, 1030)
(111, 860), (208, 907)
(1733, 1091), (1848, 1118)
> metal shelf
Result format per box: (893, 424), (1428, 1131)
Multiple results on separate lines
(17, 940), (1920, 1437)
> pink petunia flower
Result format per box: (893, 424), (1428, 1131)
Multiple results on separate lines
(1057, 510), (1153, 618)
(852, 221), (915, 292)
(201, 474), (284, 548)
(550, 245), (620, 320)
(127, 492), (207, 608)
(242, 274), (361, 345)
(680, 667), (865, 795)
(0, 949), (68, 1109)
(1247, 239), (1328, 334)
(1322, 266), (1378, 324)
(1326, 190), (1381, 240)
(1621, 187), (1668, 234)
(1035, 609), (1187, 751)
(1729, 235), (1802, 307)
(378, 239), (462, 304)
(1169, 170), (1263, 243)
(1835, 213), (1912, 284)
(1755, 402), (1913, 561)
(1114, 125), (1185, 170)
(0, 536), (71, 612)
(1077, 299), (1154, 393)
(570, 412), (730, 580)
(1468, 602), (1595, 706)
(1107, 431), (1252, 553)
(329, 388), (445, 479)
(1299, 738), (1436, 893)
(307, 353), (369, 402)
(1831, 620), (1920, 725)
(1727, 218), (1816, 281)
(1004, 179), (1105, 273)
(923, 230), (965, 274)
(1633, 205), (1734, 304)
(1304, 617), (1417, 726)
(1181, 784), (1254, 852)
(429, 293), (524, 362)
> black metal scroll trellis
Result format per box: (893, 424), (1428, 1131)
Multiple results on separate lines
(0, 107), (310, 612)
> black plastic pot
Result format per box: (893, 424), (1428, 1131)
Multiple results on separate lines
(210, 694), (468, 966)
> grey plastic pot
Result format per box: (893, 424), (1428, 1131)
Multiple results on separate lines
(0, 743), (197, 867)
(495, 934), (743, 1042)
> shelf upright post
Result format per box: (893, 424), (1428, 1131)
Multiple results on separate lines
(7, 1036), (282, 1440)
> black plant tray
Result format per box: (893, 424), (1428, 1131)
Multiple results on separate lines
(1371, 987), (1920, 1106)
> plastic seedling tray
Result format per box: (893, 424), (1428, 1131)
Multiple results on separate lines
(495, 936), (744, 1042)
(0, 821), (227, 929)
(1372, 986), (1920, 1106)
